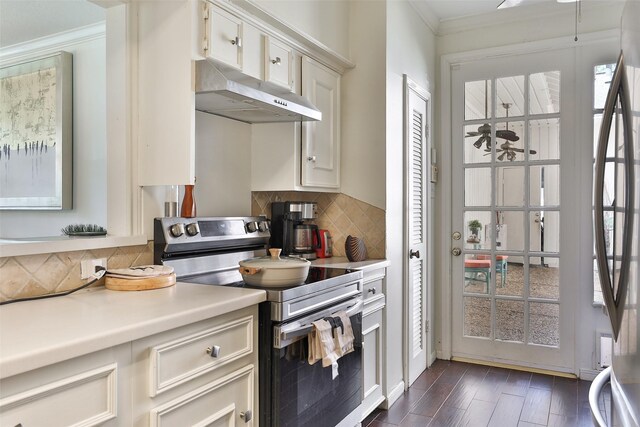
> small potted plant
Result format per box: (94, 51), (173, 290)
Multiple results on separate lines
(467, 219), (482, 243)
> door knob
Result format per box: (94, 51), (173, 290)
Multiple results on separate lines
(451, 247), (462, 256)
(410, 249), (420, 259)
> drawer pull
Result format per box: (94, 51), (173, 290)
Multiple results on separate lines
(230, 37), (242, 48)
(205, 345), (221, 358)
(368, 288), (377, 295)
(240, 410), (252, 422)
(271, 57), (282, 65)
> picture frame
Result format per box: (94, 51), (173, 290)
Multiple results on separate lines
(0, 51), (73, 210)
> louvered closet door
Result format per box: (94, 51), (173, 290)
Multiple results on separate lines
(406, 78), (429, 386)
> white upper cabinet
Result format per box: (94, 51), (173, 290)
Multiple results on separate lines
(207, 6), (243, 70)
(137, 0), (196, 186)
(242, 22), (264, 81)
(265, 36), (294, 90)
(250, 57), (341, 192)
(301, 57), (341, 188)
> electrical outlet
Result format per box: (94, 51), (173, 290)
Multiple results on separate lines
(80, 258), (107, 279)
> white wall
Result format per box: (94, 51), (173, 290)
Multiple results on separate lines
(386, 0), (437, 399)
(0, 32), (107, 238)
(341, 1), (386, 210)
(251, 0), (350, 59)
(194, 112), (252, 216)
(141, 113), (252, 238)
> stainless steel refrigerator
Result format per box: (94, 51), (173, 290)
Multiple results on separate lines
(590, 0), (640, 425)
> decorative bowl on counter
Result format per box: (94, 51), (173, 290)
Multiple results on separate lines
(239, 248), (310, 287)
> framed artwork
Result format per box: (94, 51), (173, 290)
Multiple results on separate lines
(0, 51), (73, 210)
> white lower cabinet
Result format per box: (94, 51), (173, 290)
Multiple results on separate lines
(0, 306), (258, 427)
(0, 344), (131, 427)
(149, 364), (254, 427)
(132, 306), (258, 427)
(361, 267), (386, 420)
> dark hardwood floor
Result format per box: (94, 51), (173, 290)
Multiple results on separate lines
(363, 360), (609, 427)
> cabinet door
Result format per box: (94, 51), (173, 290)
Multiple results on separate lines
(138, 0), (194, 185)
(362, 307), (384, 419)
(208, 6), (242, 70)
(301, 57), (340, 188)
(242, 23), (264, 81)
(265, 36), (294, 90)
(149, 365), (255, 427)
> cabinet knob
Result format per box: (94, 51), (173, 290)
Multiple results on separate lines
(240, 410), (252, 422)
(271, 56), (282, 65)
(368, 288), (377, 295)
(206, 345), (221, 358)
(307, 156), (317, 162)
(230, 36), (242, 48)
(410, 249), (420, 259)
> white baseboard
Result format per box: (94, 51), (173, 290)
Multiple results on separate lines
(436, 350), (450, 360)
(381, 381), (405, 410)
(579, 368), (602, 381)
(429, 351), (437, 365)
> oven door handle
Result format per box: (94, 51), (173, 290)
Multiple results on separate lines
(274, 297), (363, 349)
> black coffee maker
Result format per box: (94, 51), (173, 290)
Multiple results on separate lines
(270, 201), (321, 260)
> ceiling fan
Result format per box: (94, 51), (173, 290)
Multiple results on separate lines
(465, 123), (519, 151)
(465, 102), (536, 161)
(496, 140), (537, 161)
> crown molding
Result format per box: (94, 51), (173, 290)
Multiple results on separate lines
(437, 1), (622, 36)
(408, 0), (440, 35)
(0, 21), (105, 65)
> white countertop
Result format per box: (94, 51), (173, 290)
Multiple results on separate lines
(311, 257), (389, 270)
(0, 283), (266, 379)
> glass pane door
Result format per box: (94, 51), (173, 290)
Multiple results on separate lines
(451, 49), (575, 371)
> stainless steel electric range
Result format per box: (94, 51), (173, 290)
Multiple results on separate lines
(154, 216), (364, 427)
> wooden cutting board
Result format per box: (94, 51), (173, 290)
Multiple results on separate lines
(105, 273), (176, 291)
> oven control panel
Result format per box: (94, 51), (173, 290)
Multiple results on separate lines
(155, 216), (270, 246)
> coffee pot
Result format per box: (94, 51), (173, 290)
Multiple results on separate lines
(270, 201), (321, 260)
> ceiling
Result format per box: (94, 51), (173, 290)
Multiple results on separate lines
(424, 0), (587, 22)
(0, 0), (105, 48)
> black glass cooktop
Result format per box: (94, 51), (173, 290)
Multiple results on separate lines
(179, 266), (362, 302)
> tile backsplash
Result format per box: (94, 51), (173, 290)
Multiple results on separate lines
(1, 192), (385, 302)
(252, 192), (385, 259)
(0, 242), (153, 302)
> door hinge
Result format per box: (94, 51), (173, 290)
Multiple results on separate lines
(425, 320), (430, 333)
(202, 2), (210, 53)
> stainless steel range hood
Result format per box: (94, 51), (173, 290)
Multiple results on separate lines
(195, 59), (322, 124)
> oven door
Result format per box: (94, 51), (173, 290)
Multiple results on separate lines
(260, 297), (363, 427)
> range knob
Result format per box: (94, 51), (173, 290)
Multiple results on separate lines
(246, 221), (258, 233)
(186, 222), (200, 236)
(169, 223), (185, 238)
(258, 221), (270, 232)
